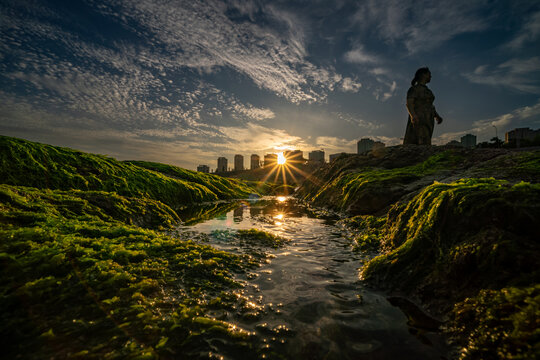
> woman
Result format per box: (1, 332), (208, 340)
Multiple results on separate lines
(403, 67), (443, 145)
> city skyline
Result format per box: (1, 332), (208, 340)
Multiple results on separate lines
(1, 1), (539, 170)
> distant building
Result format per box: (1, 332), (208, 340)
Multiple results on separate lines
(264, 153), (277, 167)
(308, 150), (325, 163)
(505, 128), (540, 147)
(250, 154), (260, 170)
(446, 140), (462, 147)
(357, 138), (385, 154)
(460, 134), (477, 148)
(196, 164), (210, 173)
(283, 150), (304, 164)
(234, 154), (244, 171)
(216, 157), (228, 173)
(329, 152), (347, 162)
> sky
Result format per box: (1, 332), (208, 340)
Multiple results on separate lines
(1, 0), (540, 170)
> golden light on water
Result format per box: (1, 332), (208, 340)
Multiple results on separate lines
(277, 152), (287, 165)
(277, 196), (287, 202)
(274, 213), (284, 220)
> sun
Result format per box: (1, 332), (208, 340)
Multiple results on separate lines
(277, 152), (287, 165)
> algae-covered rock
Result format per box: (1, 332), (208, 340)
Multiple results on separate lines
(297, 146), (540, 215)
(361, 179), (540, 308)
(450, 285), (540, 360)
(359, 179), (540, 358)
(0, 135), (258, 208)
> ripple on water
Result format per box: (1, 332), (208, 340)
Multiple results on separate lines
(178, 197), (451, 360)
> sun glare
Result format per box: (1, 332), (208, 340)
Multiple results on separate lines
(277, 152), (287, 165)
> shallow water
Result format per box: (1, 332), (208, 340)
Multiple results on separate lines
(176, 197), (449, 360)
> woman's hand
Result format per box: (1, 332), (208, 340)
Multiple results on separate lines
(435, 115), (443, 124)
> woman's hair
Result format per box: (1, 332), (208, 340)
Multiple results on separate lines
(411, 67), (430, 86)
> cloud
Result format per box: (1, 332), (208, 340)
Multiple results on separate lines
(218, 122), (308, 155)
(464, 57), (540, 94)
(340, 77), (362, 92)
(352, 0), (488, 53)
(90, 0), (344, 103)
(505, 11), (540, 50)
(344, 45), (379, 64)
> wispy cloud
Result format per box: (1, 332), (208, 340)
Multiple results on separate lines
(344, 45), (379, 64)
(464, 57), (540, 94)
(352, 0), (488, 53)
(91, 0), (344, 103)
(505, 10), (540, 50)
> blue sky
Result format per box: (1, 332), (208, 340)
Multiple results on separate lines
(1, 0), (539, 170)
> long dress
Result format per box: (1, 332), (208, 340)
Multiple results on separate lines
(403, 84), (436, 145)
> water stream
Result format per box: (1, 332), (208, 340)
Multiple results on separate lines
(176, 196), (449, 360)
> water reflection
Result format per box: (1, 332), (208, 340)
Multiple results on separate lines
(177, 197), (450, 359)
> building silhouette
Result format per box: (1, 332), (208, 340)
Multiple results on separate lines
(196, 164), (210, 173)
(460, 134), (477, 148)
(357, 138), (385, 154)
(251, 154), (260, 169)
(234, 154), (244, 171)
(283, 150), (304, 164)
(264, 153), (277, 167)
(308, 150), (325, 163)
(216, 157), (228, 173)
(505, 128), (540, 147)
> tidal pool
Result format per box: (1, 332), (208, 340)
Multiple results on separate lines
(176, 196), (450, 360)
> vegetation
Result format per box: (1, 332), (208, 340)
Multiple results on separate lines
(0, 136), (259, 209)
(303, 150), (464, 213)
(0, 136), (276, 358)
(0, 183), (263, 358)
(236, 229), (288, 248)
(359, 179), (540, 359)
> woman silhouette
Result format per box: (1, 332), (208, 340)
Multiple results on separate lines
(403, 67), (443, 145)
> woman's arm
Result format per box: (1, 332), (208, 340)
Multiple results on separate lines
(406, 98), (417, 124)
(433, 107), (443, 124)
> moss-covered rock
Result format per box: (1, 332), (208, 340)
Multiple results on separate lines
(298, 146), (540, 215)
(0, 136), (259, 208)
(358, 178), (540, 359)
(0, 185), (259, 359)
(450, 285), (540, 360)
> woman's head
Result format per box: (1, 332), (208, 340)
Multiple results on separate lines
(411, 67), (431, 86)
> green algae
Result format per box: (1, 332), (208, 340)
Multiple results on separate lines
(236, 229), (288, 248)
(0, 185), (259, 359)
(450, 285), (540, 360)
(339, 215), (386, 251)
(305, 150), (465, 213)
(357, 178), (540, 359)
(127, 160), (257, 199)
(0, 136), (259, 208)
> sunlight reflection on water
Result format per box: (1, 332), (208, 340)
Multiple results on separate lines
(176, 197), (450, 360)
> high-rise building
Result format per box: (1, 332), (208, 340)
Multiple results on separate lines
(264, 153), (277, 167)
(283, 150), (304, 164)
(357, 138), (385, 154)
(216, 157), (228, 173)
(250, 154), (260, 169)
(460, 134), (477, 148)
(308, 150), (325, 163)
(234, 154), (244, 171)
(505, 128), (540, 147)
(196, 165), (210, 173)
